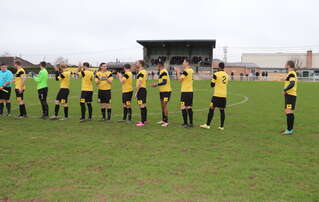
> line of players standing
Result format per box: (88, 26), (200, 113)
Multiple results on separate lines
(0, 59), (297, 134)
(0, 59), (229, 129)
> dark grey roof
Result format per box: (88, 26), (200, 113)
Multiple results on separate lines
(0, 56), (34, 67)
(137, 39), (216, 48)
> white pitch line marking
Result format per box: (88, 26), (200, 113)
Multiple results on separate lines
(8, 93), (249, 119)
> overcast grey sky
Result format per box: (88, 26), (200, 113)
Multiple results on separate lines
(1, 0), (318, 64)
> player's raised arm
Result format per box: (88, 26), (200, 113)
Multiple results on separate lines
(106, 72), (113, 84)
(211, 74), (217, 88)
(77, 63), (85, 77)
(95, 72), (100, 84)
(4, 71), (14, 87)
(174, 67), (182, 81)
(54, 65), (60, 81)
(117, 72), (125, 84)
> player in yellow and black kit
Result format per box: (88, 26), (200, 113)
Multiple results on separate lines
(51, 64), (71, 120)
(282, 60), (298, 135)
(200, 62), (229, 130)
(175, 59), (194, 128)
(78, 62), (94, 122)
(14, 61), (27, 118)
(152, 61), (172, 127)
(117, 64), (133, 122)
(95, 63), (113, 122)
(135, 60), (148, 127)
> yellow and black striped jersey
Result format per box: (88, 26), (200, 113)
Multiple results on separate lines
(95, 71), (113, 90)
(58, 71), (71, 89)
(212, 71), (229, 98)
(15, 68), (26, 90)
(284, 71), (297, 96)
(122, 71), (133, 93)
(158, 69), (172, 92)
(180, 68), (193, 92)
(78, 70), (94, 91)
(136, 69), (148, 88)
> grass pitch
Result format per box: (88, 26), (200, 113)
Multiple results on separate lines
(0, 79), (319, 201)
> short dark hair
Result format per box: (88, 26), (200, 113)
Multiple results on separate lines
(15, 61), (22, 66)
(287, 60), (295, 69)
(219, 62), (225, 69)
(124, 64), (131, 69)
(99, 62), (106, 68)
(83, 62), (90, 68)
(0, 63), (7, 66)
(40, 61), (47, 67)
(138, 60), (145, 67)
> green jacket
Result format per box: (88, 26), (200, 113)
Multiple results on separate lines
(34, 68), (48, 89)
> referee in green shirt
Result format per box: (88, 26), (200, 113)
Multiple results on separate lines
(34, 61), (49, 119)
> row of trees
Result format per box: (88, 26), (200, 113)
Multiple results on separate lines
(0, 51), (306, 69)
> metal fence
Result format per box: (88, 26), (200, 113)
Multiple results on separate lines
(228, 75), (319, 82)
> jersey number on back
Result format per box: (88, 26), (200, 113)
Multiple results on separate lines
(222, 76), (227, 84)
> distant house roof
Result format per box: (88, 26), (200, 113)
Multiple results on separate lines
(226, 62), (260, 68)
(0, 57), (34, 67)
(107, 62), (134, 69)
(137, 39), (216, 48)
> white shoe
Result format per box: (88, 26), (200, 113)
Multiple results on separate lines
(161, 122), (169, 127)
(50, 116), (59, 120)
(200, 124), (210, 129)
(218, 127), (224, 131)
(157, 120), (165, 125)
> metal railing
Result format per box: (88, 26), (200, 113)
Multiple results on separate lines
(228, 75), (319, 82)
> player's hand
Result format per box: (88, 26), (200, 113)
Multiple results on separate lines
(0, 86), (3, 90)
(282, 91), (286, 95)
(78, 62), (82, 71)
(152, 82), (158, 88)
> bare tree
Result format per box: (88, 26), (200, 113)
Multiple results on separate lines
(54, 57), (68, 65)
(291, 57), (303, 69)
(1, 51), (11, 56)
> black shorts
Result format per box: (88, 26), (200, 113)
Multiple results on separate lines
(56, 88), (70, 104)
(15, 89), (24, 101)
(285, 94), (297, 110)
(0, 87), (11, 100)
(137, 88), (147, 104)
(98, 90), (111, 104)
(38, 87), (48, 102)
(211, 96), (227, 108)
(80, 91), (93, 103)
(180, 92), (193, 107)
(160, 92), (171, 102)
(122, 91), (133, 105)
